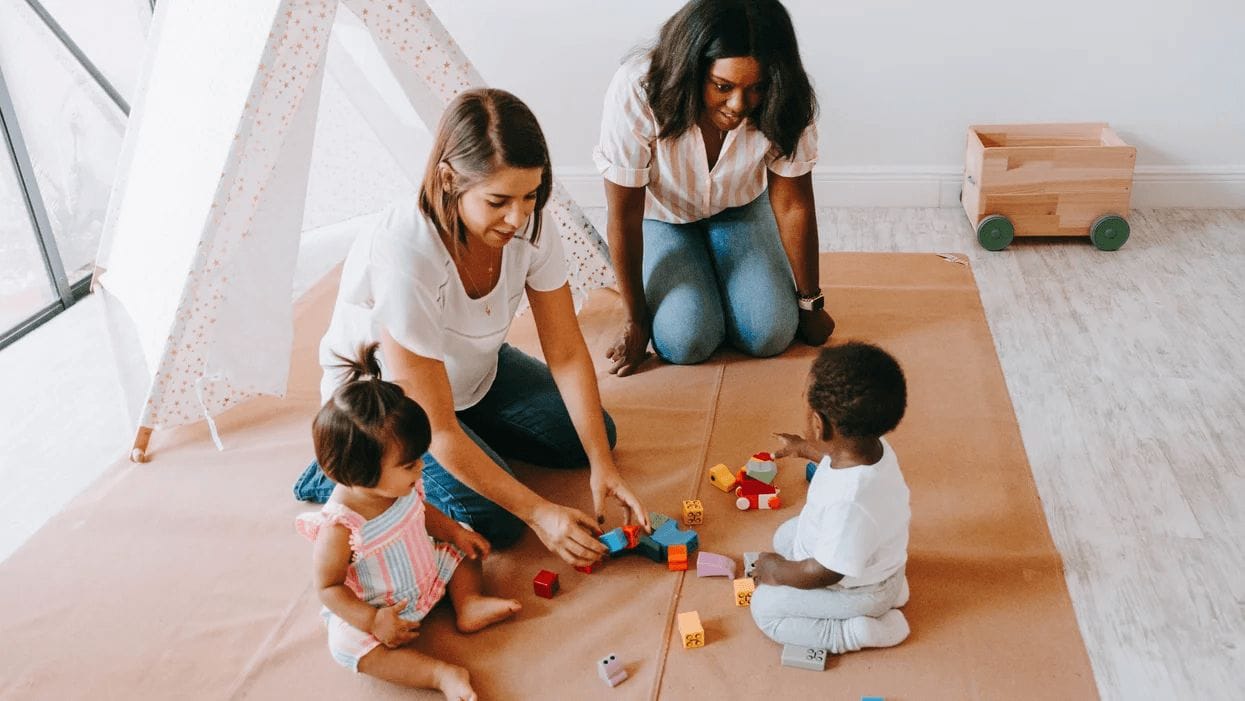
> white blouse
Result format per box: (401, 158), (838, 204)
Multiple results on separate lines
(318, 198), (568, 410)
(593, 56), (818, 224)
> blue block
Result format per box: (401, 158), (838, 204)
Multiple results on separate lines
(806, 460), (818, 482)
(648, 512), (672, 530)
(861, 697), (885, 701)
(651, 520), (699, 556)
(636, 534), (665, 562)
(599, 527), (629, 554)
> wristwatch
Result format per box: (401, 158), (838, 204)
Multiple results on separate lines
(797, 289), (824, 311)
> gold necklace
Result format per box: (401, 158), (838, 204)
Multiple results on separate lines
(456, 246), (500, 316)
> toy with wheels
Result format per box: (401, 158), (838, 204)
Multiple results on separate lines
(962, 123), (1136, 251)
(736, 493), (781, 510)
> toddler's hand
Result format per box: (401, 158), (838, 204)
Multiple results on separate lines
(371, 598), (420, 648)
(451, 526), (491, 560)
(771, 432), (811, 461)
(753, 552), (785, 586)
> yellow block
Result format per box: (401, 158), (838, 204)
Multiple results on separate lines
(677, 611), (704, 649)
(733, 577), (756, 607)
(707, 464), (737, 492)
(681, 499), (704, 525)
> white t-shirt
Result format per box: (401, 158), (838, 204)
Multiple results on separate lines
(592, 56), (818, 224)
(792, 438), (910, 588)
(318, 197), (568, 410)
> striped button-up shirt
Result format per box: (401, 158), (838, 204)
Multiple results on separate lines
(593, 56), (818, 224)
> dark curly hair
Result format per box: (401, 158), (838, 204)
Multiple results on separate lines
(645, 0), (816, 158)
(807, 342), (907, 439)
(312, 343), (432, 488)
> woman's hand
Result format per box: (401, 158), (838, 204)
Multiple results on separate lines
(605, 319), (652, 377)
(589, 462), (649, 531)
(529, 501), (608, 567)
(796, 308), (835, 346)
(447, 525), (491, 561)
(371, 599), (421, 648)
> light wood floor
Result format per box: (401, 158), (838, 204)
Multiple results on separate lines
(2, 207), (1242, 699)
(801, 208), (1245, 701)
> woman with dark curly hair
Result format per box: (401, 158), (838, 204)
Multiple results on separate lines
(594, 0), (834, 376)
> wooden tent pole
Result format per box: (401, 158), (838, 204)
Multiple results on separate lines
(130, 426), (153, 463)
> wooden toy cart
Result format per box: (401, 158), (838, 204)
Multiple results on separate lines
(961, 123), (1136, 251)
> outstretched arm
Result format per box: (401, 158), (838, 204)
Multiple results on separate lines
(527, 282), (649, 530)
(380, 330), (605, 567)
(753, 551), (844, 589)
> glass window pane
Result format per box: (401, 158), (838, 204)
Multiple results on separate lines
(34, 0), (151, 103)
(0, 150), (58, 333)
(0, 0), (127, 282)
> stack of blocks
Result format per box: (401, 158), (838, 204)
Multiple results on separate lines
(596, 512), (699, 567)
(667, 544), (688, 571)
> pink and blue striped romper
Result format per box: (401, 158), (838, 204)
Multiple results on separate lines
(295, 481), (464, 671)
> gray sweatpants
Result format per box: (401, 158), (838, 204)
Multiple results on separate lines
(750, 517), (906, 650)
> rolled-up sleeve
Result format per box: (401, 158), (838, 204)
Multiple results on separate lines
(765, 121), (818, 178)
(592, 62), (656, 188)
(525, 217), (568, 292)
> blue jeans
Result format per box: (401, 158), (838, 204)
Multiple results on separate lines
(643, 193), (799, 365)
(293, 344), (617, 548)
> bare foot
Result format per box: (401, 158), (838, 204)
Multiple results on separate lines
(434, 663), (476, 701)
(455, 595), (521, 633)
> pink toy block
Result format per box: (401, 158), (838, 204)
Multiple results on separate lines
(695, 551), (736, 578)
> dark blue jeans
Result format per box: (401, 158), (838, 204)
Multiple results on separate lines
(293, 344), (617, 548)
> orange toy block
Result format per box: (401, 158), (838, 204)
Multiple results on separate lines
(667, 544), (689, 571)
(622, 524), (642, 549)
(707, 463), (737, 492)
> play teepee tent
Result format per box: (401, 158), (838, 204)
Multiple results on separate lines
(95, 0), (614, 460)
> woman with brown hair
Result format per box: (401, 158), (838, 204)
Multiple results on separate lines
(294, 88), (646, 567)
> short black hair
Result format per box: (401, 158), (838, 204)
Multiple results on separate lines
(312, 343), (432, 488)
(644, 0), (817, 158)
(807, 342), (907, 438)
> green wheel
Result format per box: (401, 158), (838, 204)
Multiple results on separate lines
(1090, 214), (1129, 251)
(976, 214), (1014, 251)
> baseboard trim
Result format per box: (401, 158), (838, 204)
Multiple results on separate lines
(554, 166), (1245, 209)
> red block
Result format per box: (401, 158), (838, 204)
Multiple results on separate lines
(575, 563), (595, 574)
(735, 474), (778, 497)
(622, 524), (641, 549)
(533, 569), (560, 598)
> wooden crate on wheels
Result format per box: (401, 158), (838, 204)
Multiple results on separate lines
(961, 123), (1137, 251)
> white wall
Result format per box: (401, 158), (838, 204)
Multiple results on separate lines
(419, 0), (1244, 208)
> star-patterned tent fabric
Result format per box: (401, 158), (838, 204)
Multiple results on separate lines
(96, 0), (614, 450)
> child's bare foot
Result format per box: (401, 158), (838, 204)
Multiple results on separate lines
(455, 595), (521, 633)
(434, 663), (476, 701)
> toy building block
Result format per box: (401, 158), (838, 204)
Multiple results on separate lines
(736, 492), (782, 511)
(695, 551), (735, 578)
(653, 519), (699, 555)
(781, 645), (828, 671)
(805, 460), (818, 482)
(707, 463), (737, 492)
(861, 698), (885, 701)
(745, 452), (778, 484)
(667, 544), (688, 571)
(575, 563), (596, 574)
(597, 653), (628, 687)
(677, 611), (704, 649)
(622, 524), (642, 549)
(599, 527), (629, 554)
(636, 533), (665, 562)
(735, 474), (779, 497)
(648, 511), (672, 530)
(533, 569), (560, 599)
(733, 577), (756, 607)
(681, 499), (704, 525)
(743, 551), (760, 578)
